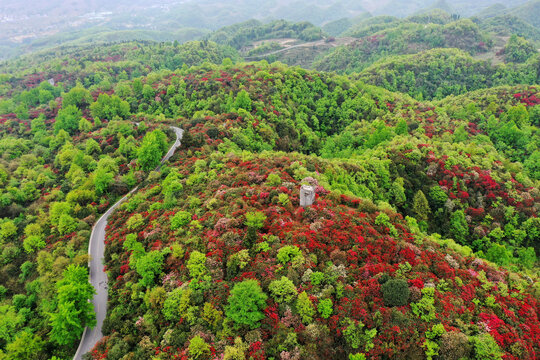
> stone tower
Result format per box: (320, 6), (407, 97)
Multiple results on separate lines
(300, 185), (315, 207)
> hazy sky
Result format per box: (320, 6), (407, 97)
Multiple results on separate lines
(0, 0), (532, 59)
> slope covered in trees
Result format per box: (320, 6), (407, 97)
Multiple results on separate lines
(206, 20), (325, 50)
(0, 87), (175, 358)
(504, 0), (540, 28)
(99, 142), (539, 359)
(341, 15), (402, 39)
(313, 19), (492, 73)
(479, 15), (540, 42)
(357, 48), (539, 100)
(321, 13), (373, 37)
(0, 33), (538, 360)
(79, 61), (539, 359)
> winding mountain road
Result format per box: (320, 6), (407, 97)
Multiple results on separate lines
(73, 126), (183, 360)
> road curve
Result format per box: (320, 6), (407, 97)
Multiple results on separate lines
(73, 126), (183, 360)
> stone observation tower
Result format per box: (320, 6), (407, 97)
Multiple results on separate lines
(300, 185), (315, 207)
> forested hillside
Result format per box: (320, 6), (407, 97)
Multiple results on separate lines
(1, 0), (540, 357)
(0, 29), (538, 359)
(483, 0), (540, 28)
(205, 20), (325, 50)
(90, 62), (540, 360)
(479, 15), (540, 42)
(356, 48), (539, 100)
(313, 19), (491, 73)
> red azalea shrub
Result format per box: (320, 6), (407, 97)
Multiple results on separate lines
(97, 145), (539, 359)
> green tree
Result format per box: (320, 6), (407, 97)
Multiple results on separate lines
(126, 213), (144, 230)
(411, 287), (436, 322)
(162, 171), (183, 201)
(222, 57), (233, 67)
(449, 210), (468, 244)
(162, 287), (188, 321)
(429, 186), (448, 208)
(31, 114), (46, 133)
(133, 78), (143, 95)
(266, 173), (282, 186)
(138, 129), (168, 171)
(78, 117), (92, 132)
(413, 190), (431, 222)
(227, 250), (251, 274)
(187, 251), (208, 279)
(391, 177), (406, 206)
(5, 331), (44, 360)
(471, 333), (503, 359)
(171, 211), (192, 230)
(277, 245), (303, 265)
(93, 167), (114, 195)
(118, 135), (137, 158)
(223, 337), (248, 360)
(134, 250), (166, 288)
(0, 220), (17, 244)
(90, 93), (130, 120)
(62, 85), (92, 108)
(269, 276), (297, 304)
(0, 305), (24, 343)
(85, 138), (101, 155)
(485, 243), (512, 267)
(318, 298), (333, 319)
(49, 202), (72, 226)
(234, 89), (252, 111)
(23, 235), (46, 253)
(244, 211), (267, 248)
(226, 279), (267, 328)
(524, 150), (540, 180)
(522, 217), (540, 247)
(395, 118), (408, 135)
(124, 233), (145, 260)
(54, 105), (82, 134)
(423, 323), (446, 360)
(516, 247), (536, 269)
(142, 84), (155, 100)
(343, 318), (377, 351)
(382, 278), (410, 307)
(506, 104), (530, 129)
(245, 211), (267, 229)
(0, 167), (7, 187)
(296, 291), (315, 323)
(14, 103), (28, 120)
(189, 335), (210, 359)
(453, 124), (468, 142)
(504, 34), (536, 63)
(349, 354), (366, 360)
(49, 265), (96, 346)
(529, 105), (540, 126)
(38, 89), (53, 105)
(57, 213), (78, 235)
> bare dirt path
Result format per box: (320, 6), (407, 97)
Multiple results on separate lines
(244, 37), (355, 60)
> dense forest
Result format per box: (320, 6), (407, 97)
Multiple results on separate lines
(205, 20), (324, 50)
(0, 2), (539, 360)
(356, 48), (539, 100)
(313, 17), (500, 74)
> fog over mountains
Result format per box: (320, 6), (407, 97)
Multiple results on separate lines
(1, 0), (537, 60)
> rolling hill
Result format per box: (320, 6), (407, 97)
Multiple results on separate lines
(0, 6), (539, 358)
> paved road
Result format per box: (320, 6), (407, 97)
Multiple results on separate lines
(73, 126), (183, 360)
